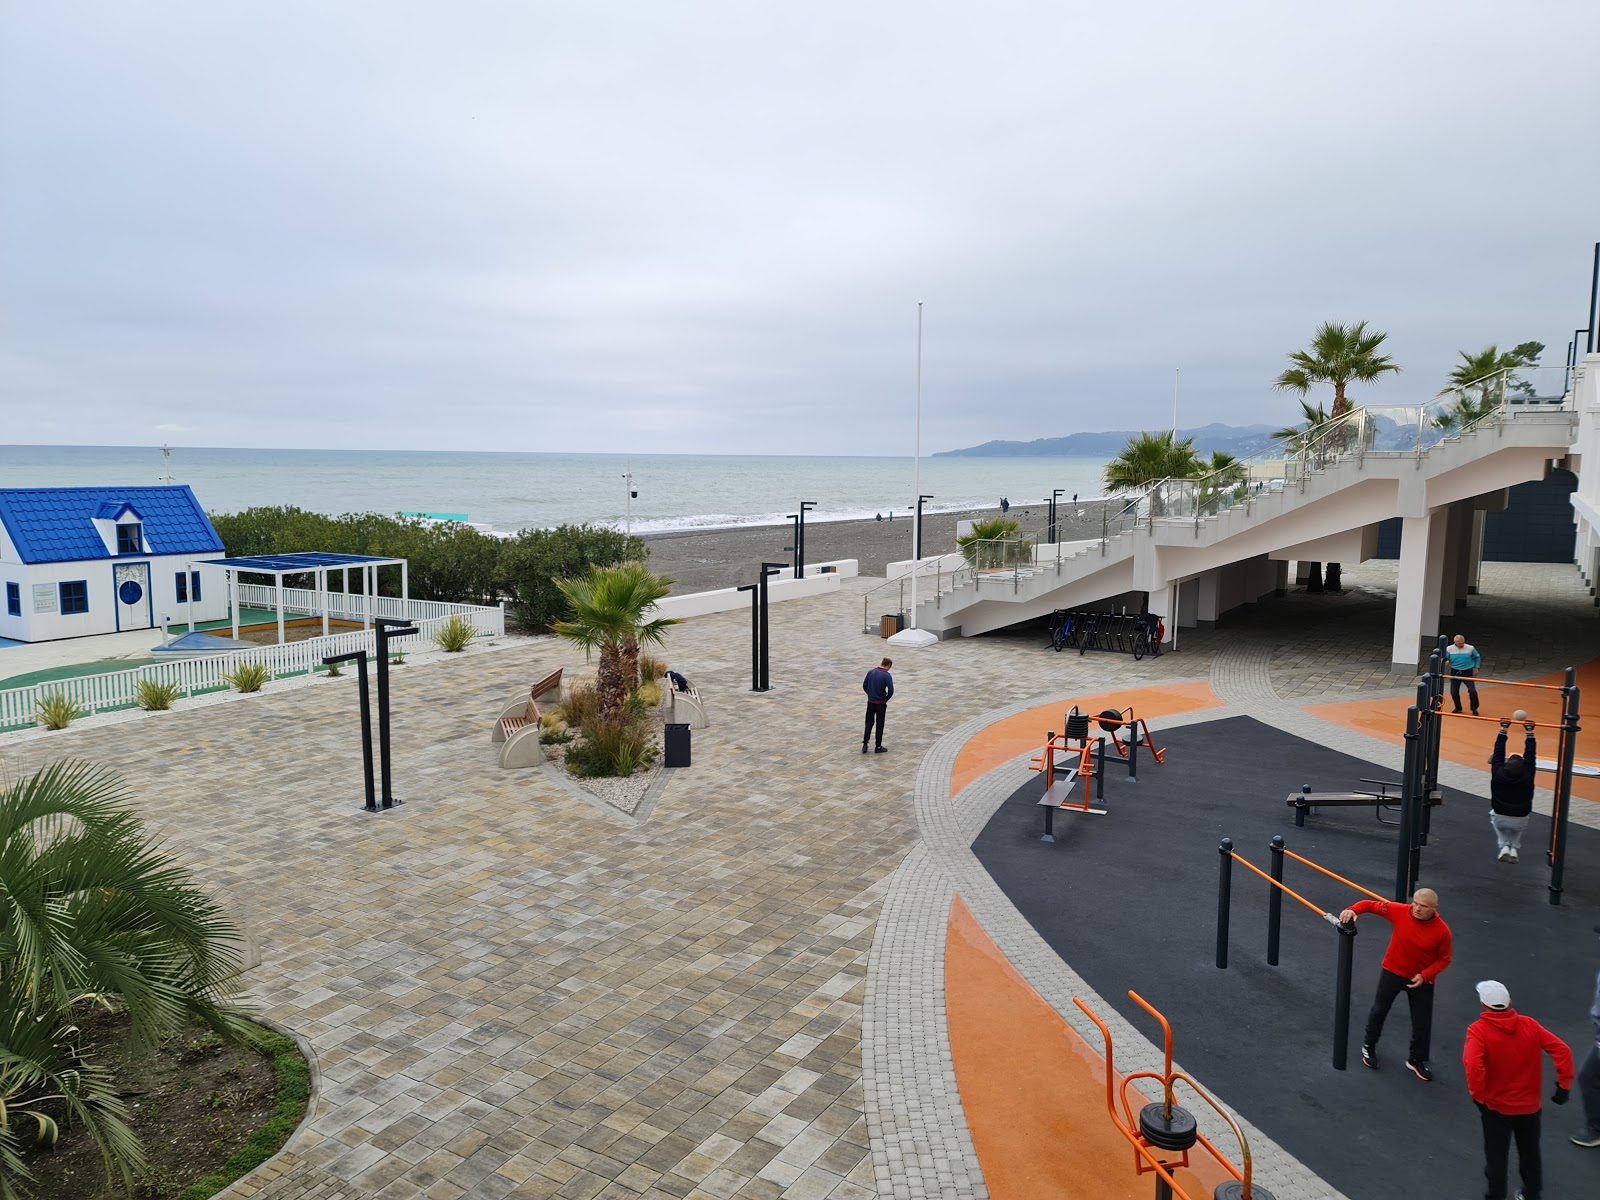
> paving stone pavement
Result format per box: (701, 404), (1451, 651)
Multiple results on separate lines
(0, 559), (1593, 1200)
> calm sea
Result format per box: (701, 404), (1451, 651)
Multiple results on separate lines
(0, 445), (1113, 535)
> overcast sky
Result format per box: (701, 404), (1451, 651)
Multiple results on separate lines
(2, 2), (1597, 456)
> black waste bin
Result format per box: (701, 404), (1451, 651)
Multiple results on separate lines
(664, 723), (691, 768)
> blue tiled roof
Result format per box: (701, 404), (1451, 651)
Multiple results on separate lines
(0, 487), (224, 565)
(94, 501), (144, 521)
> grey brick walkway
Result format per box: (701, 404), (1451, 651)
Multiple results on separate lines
(1, 560), (1592, 1200)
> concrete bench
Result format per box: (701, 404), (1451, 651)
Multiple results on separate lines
(492, 668), (563, 769)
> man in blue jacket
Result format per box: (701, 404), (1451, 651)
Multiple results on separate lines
(1445, 633), (1482, 715)
(862, 657), (894, 754)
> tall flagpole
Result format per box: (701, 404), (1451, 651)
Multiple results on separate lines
(890, 303), (937, 647)
(1172, 368), (1179, 438)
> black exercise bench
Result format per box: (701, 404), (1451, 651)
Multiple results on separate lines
(1286, 779), (1442, 828)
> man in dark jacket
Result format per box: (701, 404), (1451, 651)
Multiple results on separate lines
(1489, 716), (1537, 863)
(1464, 979), (1574, 1200)
(861, 657), (893, 754)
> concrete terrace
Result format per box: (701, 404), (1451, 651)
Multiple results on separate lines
(4, 560), (1599, 1200)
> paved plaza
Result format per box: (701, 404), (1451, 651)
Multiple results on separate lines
(3, 561), (1598, 1200)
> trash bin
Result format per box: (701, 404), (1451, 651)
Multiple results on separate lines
(879, 613), (905, 638)
(664, 723), (691, 768)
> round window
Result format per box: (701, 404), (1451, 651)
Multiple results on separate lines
(118, 580), (144, 605)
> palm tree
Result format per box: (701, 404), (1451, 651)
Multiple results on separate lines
(1269, 399), (1332, 454)
(553, 563), (679, 721)
(1104, 431), (1202, 518)
(1274, 320), (1400, 419)
(0, 760), (251, 1197)
(1435, 342), (1545, 430)
(957, 516), (1022, 569)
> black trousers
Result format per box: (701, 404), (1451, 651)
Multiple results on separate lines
(1363, 969), (1434, 1063)
(1480, 1106), (1541, 1200)
(863, 702), (886, 748)
(1451, 668), (1479, 711)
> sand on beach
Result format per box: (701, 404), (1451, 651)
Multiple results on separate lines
(643, 500), (1118, 595)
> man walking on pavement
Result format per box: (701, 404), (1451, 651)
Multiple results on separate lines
(862, 657), (893, 754)
(1446, 632), (1483, 714)
(1339, 887), (1453, 1081)
(1573, 925), (1600, 1148)
(1463, 979), (1574, 1200)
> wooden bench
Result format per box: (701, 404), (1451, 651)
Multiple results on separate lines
(492, 668), (563, 769)
(1286, 779), (1441, 828)
(668, 685), (709, 729)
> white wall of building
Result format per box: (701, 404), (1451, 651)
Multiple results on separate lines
(0, 554), (229, 643)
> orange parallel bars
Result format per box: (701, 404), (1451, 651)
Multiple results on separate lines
(1073, 991), (1272, 1200)
(1216, 838), (1362, 1071)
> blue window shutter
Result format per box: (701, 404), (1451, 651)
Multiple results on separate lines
(5, 582), (18, 616)
(59, 580), (88, 614)
(175, 572), (188, 603)
(191, 571), (202, 602)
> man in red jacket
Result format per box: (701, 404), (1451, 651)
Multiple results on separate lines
(1463, 980), (1574, 1200)
(1339, 887), (1452, 1081)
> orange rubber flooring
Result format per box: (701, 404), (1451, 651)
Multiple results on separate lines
(945, 897), (1233, 1199)
(950, 682), (1223, 798)
(1305, 659), (1600, 805)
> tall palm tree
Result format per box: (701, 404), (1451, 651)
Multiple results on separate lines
(553, 563), (679, 721)
(1274, 320), (1400, 419)
(0, 760), (251, 1197)
(1435, 342), (1545, 430)
(1104, 432), (1202, 519)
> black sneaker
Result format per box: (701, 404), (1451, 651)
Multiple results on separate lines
(1360, 1044), (1378, 1069)
(861, 744), (869, 754)
(1406, 1059), (1433, 1082)
(1572, 1126), (1600, 1147)
(874, 746), (888, 754)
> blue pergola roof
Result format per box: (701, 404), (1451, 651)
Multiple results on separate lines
(200, 553), (405, 574)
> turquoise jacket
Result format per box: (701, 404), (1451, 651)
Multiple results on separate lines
(1444, 643), (1481, 671)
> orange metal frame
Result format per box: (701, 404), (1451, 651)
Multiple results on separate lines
(1095, 706), (1168, 764)
(1073, 991), (1256, 1199)
(1029, 732), (1098, 808)
(1227, 846), (1382, 919)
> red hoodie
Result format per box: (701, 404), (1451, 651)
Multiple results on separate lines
(1347, 899), (1452, 982)
(1463, 1008), (1575, 1115)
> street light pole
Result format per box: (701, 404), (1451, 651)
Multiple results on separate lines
(1172, 368), (1180, 439)
(889, 303), (938, 648)
(1050, 488), (1064, 544)
(798, 500), (817, 577)
(915, 494), (933, 561)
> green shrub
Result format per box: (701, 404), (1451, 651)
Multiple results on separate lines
(564, 714), (657, 778)
(540, 727), (574, 745)
(35, 692), (82, 730)
(323, 661), (343, 677)
(222, 662), (270, 693)
(389, 648), (407, 666)
(433, 614), (476, 653)
(557, 681), (599, 728)
(635, 679), (662, 708)
(136, 680), (182, 711)
(500, 524), (649, 632)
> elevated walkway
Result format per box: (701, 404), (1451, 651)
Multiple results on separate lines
(897, 393), (1580, 669)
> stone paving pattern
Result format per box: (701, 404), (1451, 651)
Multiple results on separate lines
(0, 561), (1593, 1200)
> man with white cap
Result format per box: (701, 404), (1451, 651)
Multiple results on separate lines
(1463, 979), (1574, 1200)
(1573, 924), (1600, 1148)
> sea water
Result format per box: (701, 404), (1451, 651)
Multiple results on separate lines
(0, 444), (1113, 534)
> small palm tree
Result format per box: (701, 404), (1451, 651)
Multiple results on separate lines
(1269, 399), (1332, 454)
(553, 563), (679, 721)
(1274, 320), (1400, 419)
(1435, 342), (1545, 430)
(1104, 432), (1201, 518)
(0, 760), (252, 1197)
(957, 516), (1022, 569)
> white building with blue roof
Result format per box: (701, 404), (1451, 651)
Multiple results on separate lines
(0, 486), (229, 642)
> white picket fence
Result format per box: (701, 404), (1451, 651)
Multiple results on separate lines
(0, 601), (505, 732)
(234, 583), (497, 627)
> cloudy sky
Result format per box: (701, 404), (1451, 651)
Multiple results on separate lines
(2, 2), (1596, 455)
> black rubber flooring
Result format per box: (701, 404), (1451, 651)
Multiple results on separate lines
(972, 715), (1600, 1200)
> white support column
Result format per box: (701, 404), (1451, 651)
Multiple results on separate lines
(186, 562), (195, 635)
(319, 569), (329, 637)
(276, 573), (286, 645)
(1438, 504), (1464, 621)
(1391, 510), (1448, 674)
(401, 560), (409, 620)
(1194, 569), (1220, 629)
(343, 566), (350, 619)
(365, 566), (373, 630)
(231, 571), (239, 640)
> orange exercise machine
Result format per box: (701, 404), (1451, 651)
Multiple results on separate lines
(1074, 990), (1271, 1200)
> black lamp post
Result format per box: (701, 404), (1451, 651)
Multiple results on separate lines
(915, 494), (934, 561)
(757, 561), (785, 691)
(737, 583), (759, 690)
(785, 514), (800, 576)
(797, 501), (817, 578)
(1049, 488), (1064, 544)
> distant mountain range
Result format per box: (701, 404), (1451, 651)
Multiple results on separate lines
(935, 422), (1282, 459)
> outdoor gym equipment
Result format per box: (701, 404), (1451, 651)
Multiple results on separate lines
(1029, 703), (1169, 839)
(1285, 778), (1442, 828)
(1410, 638), (1582, 905)
(1216, 836), (1381, 1070)
(1073, 990), (1272, 1200)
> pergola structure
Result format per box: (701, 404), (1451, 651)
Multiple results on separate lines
(189, 552), (409, 645)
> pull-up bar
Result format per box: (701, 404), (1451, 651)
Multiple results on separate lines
(1216, 837), (1362, 1070)
(1431, 709), (1564, 730)
(1435, 673), (1568, 692)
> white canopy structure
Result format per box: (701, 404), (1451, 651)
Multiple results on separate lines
(188, 552), (409, 645)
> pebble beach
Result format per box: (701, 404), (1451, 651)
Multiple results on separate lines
(643, 498), (1118, 594)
